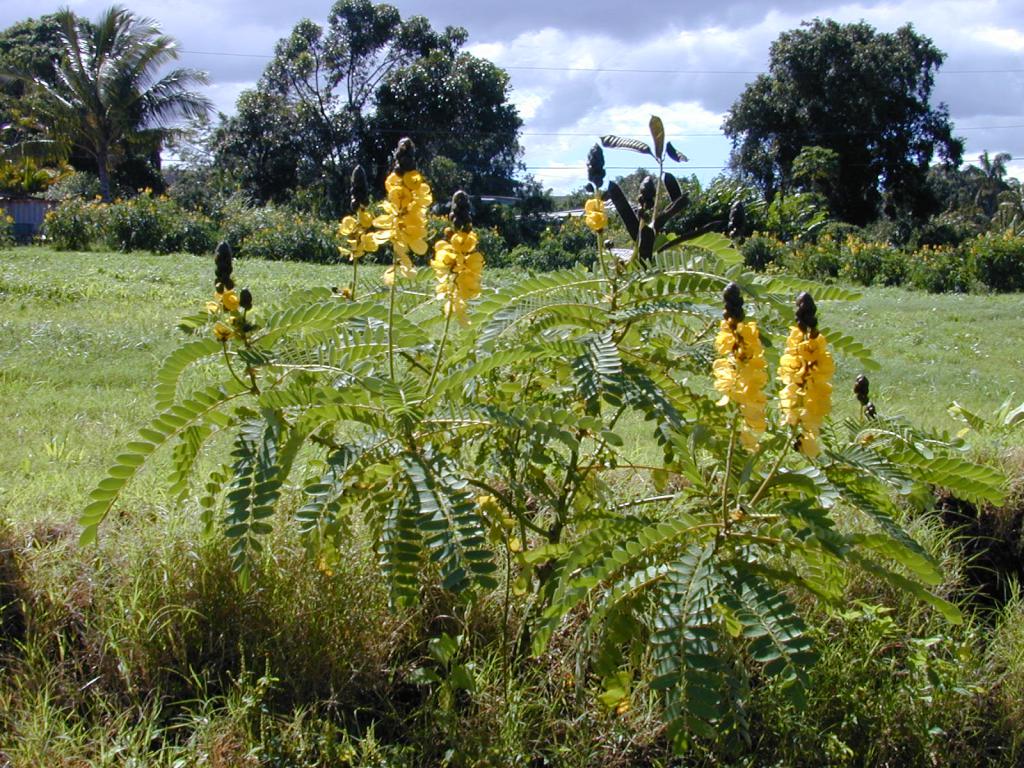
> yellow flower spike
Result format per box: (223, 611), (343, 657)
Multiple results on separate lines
(713, 283), (768, 449)
(431, 227), (484, 321)
(713, 318), (769, 448)
(373, 167), (434, 265)
(584, 195), (607, 232)
(777, 292), (834, 458)
(338, 206), (379, 262)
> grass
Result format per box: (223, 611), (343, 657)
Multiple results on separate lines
(2, 246), (1024, 765)
(827, 287), (1024, 433)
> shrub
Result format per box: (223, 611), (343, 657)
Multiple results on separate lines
(784, 233), (843, 280)
(474, 226), (511, 268)
(967, 232), (1024, 293)
(104, 191), (216, 255)
(0, 212), (13, 247)
(906, 244), (976, 293)
(813, 220), (861, 245)
(43, 171), (102, 202)
(839, 235), (906, 286)
(81, 124), (1009, 755)
(236, 208), (339, 263)
(915, 213), (980, 248)
(43, 197), (106, 250)
(741, 232), (786, 270)
(216, 201), (340, 263)
(514, 217), (594, 271)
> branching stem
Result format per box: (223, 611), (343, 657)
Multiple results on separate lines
(426, 303), (454, 397)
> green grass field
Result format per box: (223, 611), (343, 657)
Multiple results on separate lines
(2, 247), (1019, 528)
(2, 246), (1024, 766)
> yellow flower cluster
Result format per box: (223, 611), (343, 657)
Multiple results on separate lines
(207, 288), (239, 314)
(777, 326), (835, 458)
(584, 196), (607, 232)
(430, 229), (484, 321)
(712, 319), (768, 449)
(337, 207), (378, 262)
(374, 170), (433, 283)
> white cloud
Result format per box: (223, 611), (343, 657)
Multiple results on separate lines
(969, 25), (1024, 52)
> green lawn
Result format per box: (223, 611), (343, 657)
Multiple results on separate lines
(2, 247), (1021, 529)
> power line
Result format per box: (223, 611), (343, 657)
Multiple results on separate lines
(178, 49), (1024, 76)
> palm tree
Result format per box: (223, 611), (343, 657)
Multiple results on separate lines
(972, 150), (1013, 218)
(12, 6), (211, 200)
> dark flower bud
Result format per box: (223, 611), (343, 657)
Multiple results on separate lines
(239, 288), (253, 311)
(350, 165), (370, 210)
(392, 137), (417, 174)
(795, 291), (818, 333)
(853, 374), (870, 405)
(587, 144), (606, 189)
(215, 241), (234, 291)
(450, 190), (473, 231)
(723, 281), (745, 322)
(728, 200), (746, 239)
(638, 176), (656, 214)
(854, 374), (877, 418)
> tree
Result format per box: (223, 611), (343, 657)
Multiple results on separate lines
(367, 50), (522, 194)
(216, 0), (522, 213)
(970, 150), (1012, 217)
(723, 19), (963, 225)
(7, 6), (210, 200)
(214, 90), (307, 205)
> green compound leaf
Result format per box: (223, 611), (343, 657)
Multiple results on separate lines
(848, 551), (962, 625)
(402, 454), (497, 595)
(80, 378), (251, 545)
(474, 269), (608, 348)
(724, 567), (816, 699)
(170, 423), (214, 502)
(296, 436), (395, 535)
(223, 412), (287, 585)
(155, 337), (222, 410)
(882, 446), (1006, 506)
(757, 275), (863, 302)
(651, 542), (725, 744)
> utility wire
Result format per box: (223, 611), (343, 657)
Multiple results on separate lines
(178, 48), (1024, 76)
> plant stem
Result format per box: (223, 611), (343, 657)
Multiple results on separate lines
(222, 343), (255, 394)
(426, 302), (454, 396)
(748, 441), (789, 509)
(721, 420), (737, 530)
(351, 258), (358, 300)
(387, 259), (398, 381)
(502, 538), (512, 705)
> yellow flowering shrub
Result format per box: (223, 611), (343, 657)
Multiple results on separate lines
(84, 127), (1005, 753)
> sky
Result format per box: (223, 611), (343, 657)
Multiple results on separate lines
(2, 0), (1023, 194)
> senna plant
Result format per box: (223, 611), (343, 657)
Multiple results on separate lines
(82, 123), (1005, 750)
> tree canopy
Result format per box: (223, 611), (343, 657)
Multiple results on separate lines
(215, 0), (522, 213)
(723, 19), (963, 225)
(3, 6), (211, 200)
